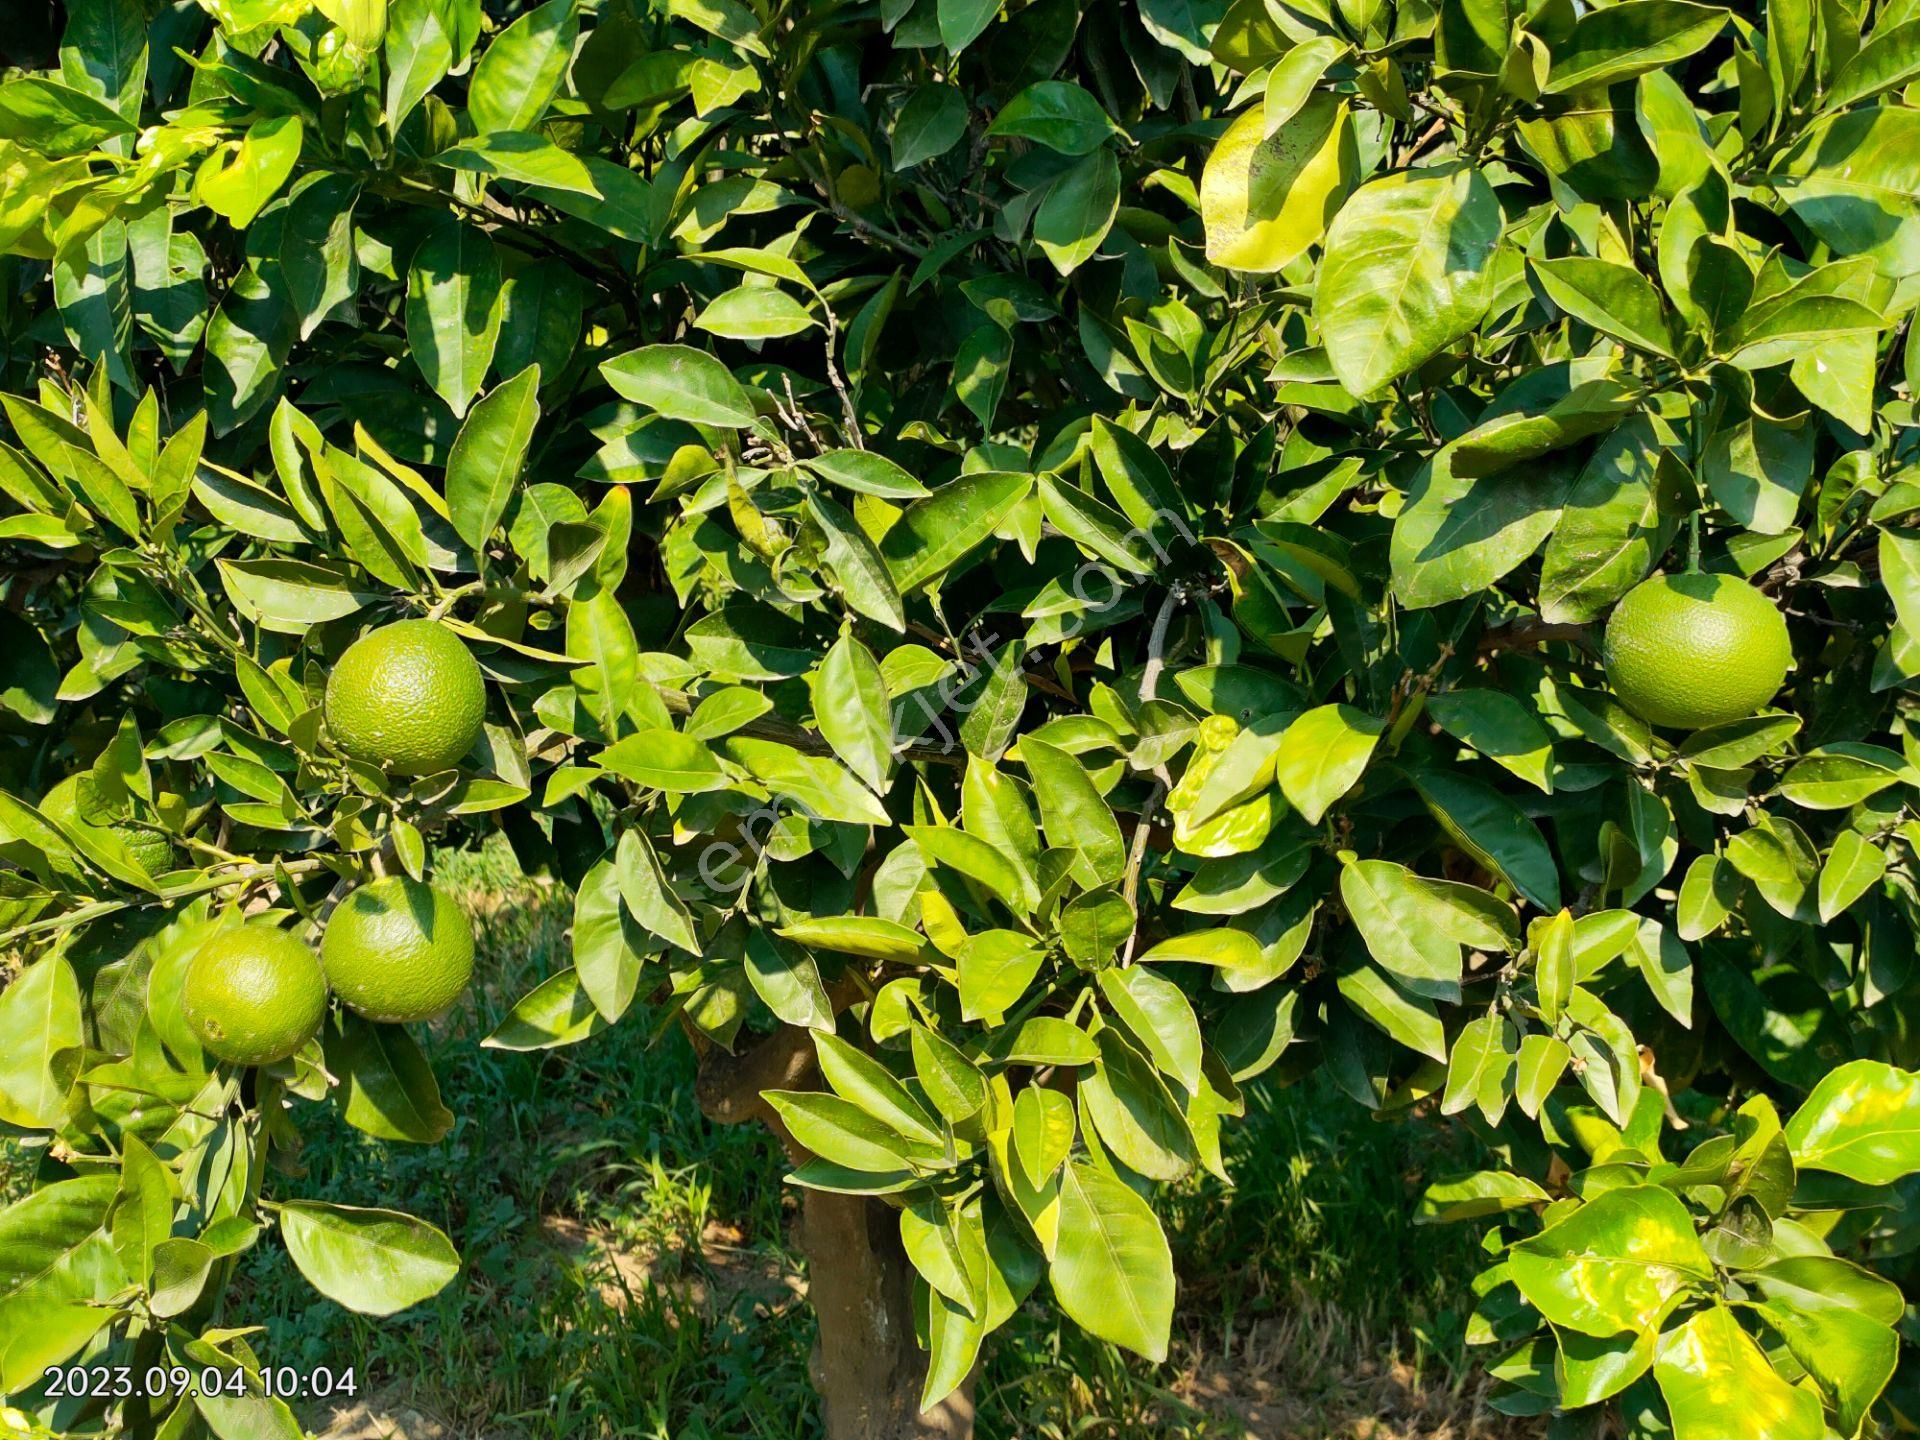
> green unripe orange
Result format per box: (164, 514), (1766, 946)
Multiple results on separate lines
(324, 620), (486, 776)
(1602, 574), (1791, 731)
(181, 923), (330, 1066)
(322, 875), (475, 1023)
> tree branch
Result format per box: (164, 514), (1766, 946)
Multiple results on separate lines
(693, 979), (862, 1127)
(1475, 620), (1593, 657)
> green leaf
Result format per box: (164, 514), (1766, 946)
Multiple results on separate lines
(911, 1023), (988, 1123)
(764, 1090), (917, 1172)
(0, 76), (135, 155)
(1532, 257), (1675, 355)
(1263, 37), (1347, 135)
(1013, 1087), (1076, 1188)
(959, 930), (1048, 1019)
(406, 218), (503, 418)
(805, 491), (907, 631)
(1726, 813), (1819, 922)
(1098, 965), (1203, 1094)
(1558, 1325), (1660, 1409)
(725, 736), (892, 824)
(1391, 443), (1581, 609)
(325, 1012), (454, 1144)
(196, 116), (304, 229)
(1425, 690), (1556, 792)
(614, 830), (697, 957)
(59, 0), (148, 121)
(743, 928), (835, 1031)
(1538, 417), (1675, 622)
(1777, 744), (1909, 810)
(1543, 1), (1731, 93)
(1021, 736), (1126, 886)
(573, 854), (646, 1021)
(437, 133), (600, 197)
(953, 322), (1012, 429)
(1340, 860), (1466, 1001)
(1408, 767), (1561, 911)
(800, 448), (929, 499)
(881, 470), (1032, 592)
(601, 344), (757, 428)
(1274, 703), (1383, 823)
(1034, 147), (1121, 275)
(693, 285), (817, 340)
(446, 364), (540, 553)
(1082, 1026), (1194, 1178)
(1783, 1059), (1920, 1183)
(385, 0), (452, 131)
(938, 0), (1002, 52)
(901, 1197), (979, 1314)
(814, 634), (893, 792)
(600, 729), (728, 793)
(1335, 959), (1447, 1061)
(779, 915), (925, 962)
(469, 0), (578, 133)
(894, 84), (970, 168)
(0, 955), (82, 1128)
(1749, 1256), (1901, 1434)
(1509, 1186), (1712, 1336)
(1653, 1304), (1823, 1440)
(1000, 1017), (1099, 1065)
(1534, 910), (1575, 1026)
(1060, 886), (1134, 969)
(566, 588), (646, 737)
(1825, 20), (1920, 109)
(990, 81), (1117, 155)
(1417, 1170), (1550, 1222)
(278, 1201), (460, 1316)
(481, 968), (613, 1050)
(1050, 1156), (1175, 1362)
(1515, 1033), (1571, 1117)
(908, 823), (1042, 914)
(1202, 94), (1357, 273)
(0, 1175), (124, 1390)
(813, 1032), (942, 1144)
(1316, 165), (1502, 396)
(1770, 106), (1920, 277)
(1818, 830), (1886, 922)
(204, 265), (291, 434)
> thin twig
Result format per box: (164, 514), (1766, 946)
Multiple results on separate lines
(1140, 584), (1185, 704)
(821, 308), (866, 449)
(1120, 779), (1168, 966)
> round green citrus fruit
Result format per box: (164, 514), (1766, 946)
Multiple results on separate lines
(41, 774), (176, 877)
(181, 923), (330, 1066)
(324, 620), (485, 776)
(1602, 573), (1791, 730)
(322, 875), (475, 1023)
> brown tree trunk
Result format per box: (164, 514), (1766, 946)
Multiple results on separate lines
(691, 1015), (977, 1440)
(799, 1184), (978, 1440)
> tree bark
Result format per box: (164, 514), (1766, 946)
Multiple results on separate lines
(798, 1183), (978, 1440)
(691, 1015), (978, 1440)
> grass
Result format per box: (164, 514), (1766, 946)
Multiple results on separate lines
(8, 837), (1504, 1438)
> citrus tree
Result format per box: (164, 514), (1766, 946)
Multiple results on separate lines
(5, 0), (1920, 1435)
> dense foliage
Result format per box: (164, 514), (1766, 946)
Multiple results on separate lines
(6, 0), (1920, 1433)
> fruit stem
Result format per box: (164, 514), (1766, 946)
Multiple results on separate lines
(1687, 509), (1701, 574)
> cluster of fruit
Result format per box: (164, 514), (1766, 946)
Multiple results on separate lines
(165, 571), (1783, 1073)
(177, 621), (485, 1067)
